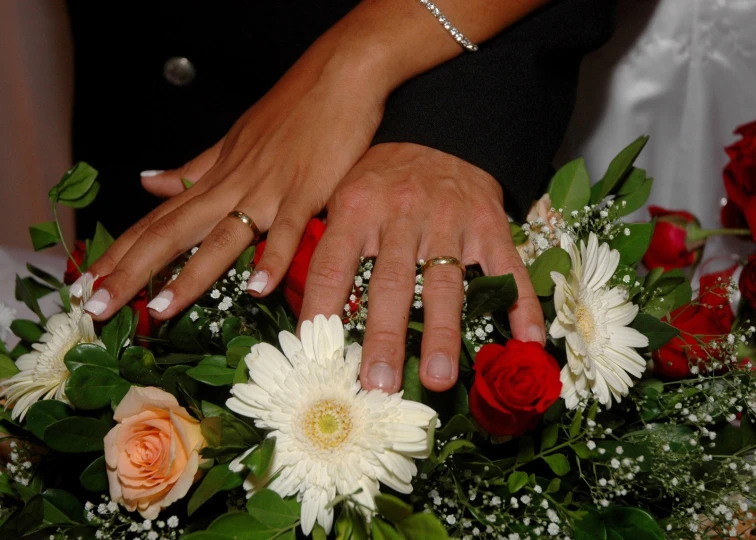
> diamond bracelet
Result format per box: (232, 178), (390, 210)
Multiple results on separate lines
(418, 0), (479, 52)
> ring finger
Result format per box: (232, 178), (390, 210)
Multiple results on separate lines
(418, 237), (465, 392)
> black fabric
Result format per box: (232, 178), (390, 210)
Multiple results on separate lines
(374, 0), (617, 217)
(67, 0), (615, 238)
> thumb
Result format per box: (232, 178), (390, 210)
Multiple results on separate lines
(140, 136), (225, 198)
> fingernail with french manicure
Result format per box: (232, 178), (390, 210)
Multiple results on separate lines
(147, 290), (173, 313)
(368, 362), (396, 392)
(83, 289), (111, 316)
(69, 272), (92, 298)
(140, 170), (164, 177)
(247, 271), (268, 294)
(427, 353), (453, 380)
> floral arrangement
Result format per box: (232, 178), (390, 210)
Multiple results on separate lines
(0, 134), (755, 540)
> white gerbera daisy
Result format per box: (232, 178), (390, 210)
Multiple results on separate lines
(0, 275), (102, 420)
(549, 233), (648, 408)
(227, 314), (438, 535)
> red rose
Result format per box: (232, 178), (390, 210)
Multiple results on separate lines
(469, 341), (561, 437)
(739, 255), (756, 309)
(642, 206), (704, 271)
(129, 289), (153, 341)
(721, 121), (756, 238)
(253, 219), (325, 317)
(653, 266), (736, 379)
(63, 241), (87, 285)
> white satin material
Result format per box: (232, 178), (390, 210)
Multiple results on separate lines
(558, 0), (756, 233)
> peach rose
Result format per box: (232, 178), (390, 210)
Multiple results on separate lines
(104, 386), (206, 519)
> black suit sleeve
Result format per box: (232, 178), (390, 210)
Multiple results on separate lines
(372, 0), (617, 219)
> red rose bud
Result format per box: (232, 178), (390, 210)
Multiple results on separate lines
(653, 266), (736, 379)
(469, 341), (561, 437)
(643, 206), (751, 271)
(129, 289), (153, 341)
(739, 255), (756, 309)
(253, 218), (326, 317)
(723, 120), (756, 212)
(642, 206), (704, 271)
(63, 241), (87, 285)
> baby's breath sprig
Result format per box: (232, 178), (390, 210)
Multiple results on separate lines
(83, 495), (182, 540)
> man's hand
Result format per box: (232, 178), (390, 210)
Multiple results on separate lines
(299, 143), (545, 393)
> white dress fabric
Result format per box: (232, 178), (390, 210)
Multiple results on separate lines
(557, 0), (756, 237)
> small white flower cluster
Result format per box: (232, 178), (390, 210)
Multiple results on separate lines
(2, 440), (34, 486)
(559, 200), (628, 244)
(343, 258), (372, 332)
(0, 300), (16, 342)
(414, 463), (571, 539)
(462, 278), (496, 353)
(519, 213), (565, 265)
(83, 496), (181, 540)
(198, 268), (253, 336)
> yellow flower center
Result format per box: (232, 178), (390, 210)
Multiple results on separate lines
(302, 399), (353, 450)
(575, 303), (596, 345)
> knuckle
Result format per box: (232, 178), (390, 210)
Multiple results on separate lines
(90, 248), (119, 274)
(366, 328), (405, 353)
(131, 212), (158, 237)
(307, 260), (350, 289)
(473, 204), (505, 231)
(271, 213), (303, 238)
(426, 324), (460, 345)
(393, 184), (421, 216)
(423, 269), (463, 296)
(144, 214), (177, 242)
(204, 225), (239, 252)
(372, 262), (413, 292)
(332, 185), (370, 216)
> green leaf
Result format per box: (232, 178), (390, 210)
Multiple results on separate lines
(62, 181), (101, 209)
(101, 306), (133, 358)
(18, 494), (45, 532)
(182, 177), (194, 190)
(65, 365), (130, 410)
(375, 494), (413, 522)
(629, 314), (679, 351)
(608, 223), (654, 266)
(571, 442), (593, 459)
(548, 158), (591, 216)
(79, 456), (108, 492)
(542, 453), (570, 476)
(207, 512), (277, 539)
(43, 417), (111, 453)
(592, 136), (649, 203)
(601, 506), (664, 540)
(436, 414), (478, 440)
(510, 222), (528, 245)
(225, 335), (258, 369)
(570, 408), (583, 438)
(187, 464), (244, 516)
(51, 162), (99, 203)
(438, 439), (475, 462)
(742, 415), (756, 449)
(541, 424), (559, 452)
(372, 518), (405, 540)
(401, 356), (423, 403)
(528, 248), (571, 296)
(221, 317), (242, 347)
(465, 274), (518, 319)
(616, 176), (654, 217)
(163, 305), (211, 353)
(25, 400), (72, 440)
(14, 275), (46, 324)
(119, 346), (162, 386)
(41, 489), (84, 525)
(546, 478), (561, 494)
(245, 489), (299, 529)
(28, 222), (61, 251)
(26, 263), (64, 289)
(64, 343), (118, 374)
(241, 437), (276, 479)
(396, 512), (449, 539)
(235, 246), (256, 274)
(574, 507), (607, 540)
(156, 352), (206, 365)
(0, 353), (21, 380)
(162, 364), (201, 399)
(84, 222), (114, 269)
(187, 355), (235, 386)
(516, 436), (535, 464)
(233, 354), (250, 385)
(179, 533), (231, 540)
(507, 471), (529, 493)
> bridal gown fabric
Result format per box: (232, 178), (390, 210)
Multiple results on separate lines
(557, 0), (756, 263)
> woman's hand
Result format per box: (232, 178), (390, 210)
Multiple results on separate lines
(72, 37), (390, 320)
(299, 143), (544, 393)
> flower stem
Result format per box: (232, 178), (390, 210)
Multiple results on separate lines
(52, 202), (81, 275)
(686, 227), (751, 243)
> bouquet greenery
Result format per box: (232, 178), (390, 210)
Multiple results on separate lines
(0, 137), (754, 540)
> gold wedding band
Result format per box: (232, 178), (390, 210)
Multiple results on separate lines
(227, 211), (261, 244)
(421, 256), (466, 275)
